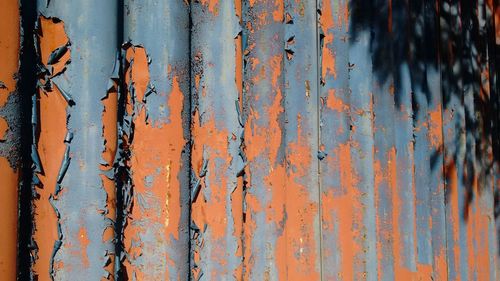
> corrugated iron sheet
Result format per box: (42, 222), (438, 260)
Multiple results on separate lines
(0, 0), (499, 280)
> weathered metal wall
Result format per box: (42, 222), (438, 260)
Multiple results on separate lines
(1, 0), (499, 280)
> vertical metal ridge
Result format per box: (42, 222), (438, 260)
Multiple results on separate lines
(0, 0), (21, 279)
(32, 1), (119, 279)
(283, 0), (321, 279)
(189, 1), (245, 279)
(241, 0), (286, 279)
(315, 0), (324, 279)
(187, 1), (194, 280)
(120, 1), (191, 279)
(434, 1), (451, 280)
(18, 0), (38, 279)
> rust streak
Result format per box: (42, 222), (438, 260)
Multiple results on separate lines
(320, 1), (336, 80)
(332, 143), (362, 280)
(446, 160), (461, 280)
(389, 146), (415, 279)
(286, 113), (320, 281)
(78, 227), (90, 268)
(0, 158), (18, 280)
(122, 45), (186, 280)
(33, 16), (71, 280)
(100, 79), (117, 279)
(33, 85), (68, 280)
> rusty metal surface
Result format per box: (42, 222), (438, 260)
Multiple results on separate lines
(31, 1), (118, 279)
(119, 1), (191, 279)
(0, 0), (21, 280)
(242, 1), (287, 280)
(190, 1), (245, 279)
(0, 0), (498, 280)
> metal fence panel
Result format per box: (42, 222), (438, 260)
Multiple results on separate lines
(0, 0), (498, 280)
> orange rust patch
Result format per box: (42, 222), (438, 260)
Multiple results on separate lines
(100, 80), (117, 279)
(428, 108), (443, 148)
(474, 191), (491, 281)
(232, 176), (243, 279)
(0, 0), (20, 107)
(33, 16), (73, 280)
(0, 157), (18, 280)
(234, 0), (242, 22)
(319, 0), (346, 81)
(0, 11), (19, 265)
(78, 227), (90, 268)
(328, 142), (364, 280)
(286, 114), (320, 281)
(101, 90), (118, 168)
(416, 263), (433, 280)
(38, 17), (71, 76)
(33, 87), (68, 280)
(323, 0), (350, 29)
(100, 175), (116, 240)
(191, 109), (231, 240)
(200, 0), (219, 15)
(0, 117), (8, 141)
(445, 160), (461, 279)
(272, 0), (284, 22)
(321, 35), (336, 80)
(100, 175), (116, 279)
(322, 41), (336, 79)
(326, 89), (346, 112)
(320, 0), (334, 30)
(389, 147), (416, 279)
